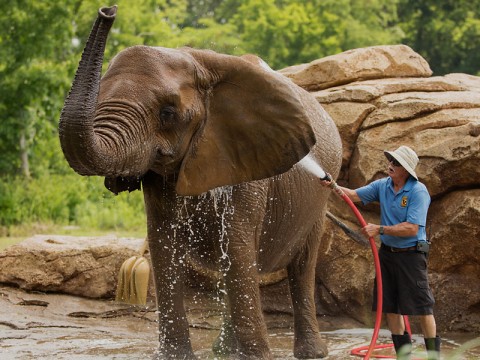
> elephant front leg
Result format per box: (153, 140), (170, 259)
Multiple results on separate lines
(212, 313), (238, 356)
(218, 184), (272, 359)
(148, 235), (196, 360)
(223, 241), (272, 360)
(143, 175), (196, 359)
(149, 235), (196, 360)
(287, 223), (328, 359)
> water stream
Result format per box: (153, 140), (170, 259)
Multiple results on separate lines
(298, 154), (327, 179)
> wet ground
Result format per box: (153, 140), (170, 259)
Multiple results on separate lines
(0, 284), (478, 359)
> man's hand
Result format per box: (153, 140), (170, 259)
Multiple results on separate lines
(362, 223), (381, 238)
(319, 173), (333, 188)
(319, 179), (332, 188)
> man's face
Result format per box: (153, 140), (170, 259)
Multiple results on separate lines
(386, 155), (409, 181)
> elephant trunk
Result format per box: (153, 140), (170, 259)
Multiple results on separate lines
(59, 6), (119, 176)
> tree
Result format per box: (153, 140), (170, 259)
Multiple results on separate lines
(0, 1), (75, 177)
(343, 0), (403, 50)
(229, 0), (403, 69)
(184, 0), (226, 27)
(398, 0), (480, 75)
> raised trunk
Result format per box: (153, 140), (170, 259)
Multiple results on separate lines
(59, 6), (117, 176)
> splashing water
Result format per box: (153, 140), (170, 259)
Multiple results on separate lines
(209, 186), (234, 274)
(298, 154), (327, 179)
(178, 187), (234, 306)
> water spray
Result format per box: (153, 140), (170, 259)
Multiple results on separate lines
(299, 155), (386, 359)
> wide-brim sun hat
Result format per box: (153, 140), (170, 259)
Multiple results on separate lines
(384, 145), (419, 180)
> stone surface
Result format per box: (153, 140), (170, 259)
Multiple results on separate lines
(426, 190), (480, 332)
(0, 235), (145, 298)
(1, 284), (478, 360)
(280, 45), (432, 91)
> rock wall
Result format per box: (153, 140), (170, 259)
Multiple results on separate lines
(281, 45), (480, 332)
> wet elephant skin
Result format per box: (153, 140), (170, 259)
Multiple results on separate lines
(59, 6), (342, 359)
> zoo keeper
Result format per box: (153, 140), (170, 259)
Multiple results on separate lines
(321, 145), (440, 360)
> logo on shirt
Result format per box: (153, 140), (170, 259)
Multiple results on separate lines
(401, 196), (408, 207)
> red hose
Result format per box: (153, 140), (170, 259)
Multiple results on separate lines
(338, 193), (384, 359)
(329, 185), (412, 359)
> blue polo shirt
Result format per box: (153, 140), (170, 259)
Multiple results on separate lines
(356, 176), (430, 248)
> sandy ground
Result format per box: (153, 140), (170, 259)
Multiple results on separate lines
(0, 284), (478, 359)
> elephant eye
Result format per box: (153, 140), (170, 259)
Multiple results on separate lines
(159, 106), (177, 128)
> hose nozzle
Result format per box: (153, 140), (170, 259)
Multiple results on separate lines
(320, 173), (332, 182)
(321, 173), (345, 197)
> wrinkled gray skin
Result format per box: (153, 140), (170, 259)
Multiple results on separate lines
(59, 6), (342, 360)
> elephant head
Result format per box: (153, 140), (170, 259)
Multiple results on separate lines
(59, 6), (317, 196)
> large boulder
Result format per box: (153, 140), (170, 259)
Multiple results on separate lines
(0, 235), (144, 298)
(280, 45), (432, 91)
(289, 45), (480, 332)
(427, 190), (480, 332)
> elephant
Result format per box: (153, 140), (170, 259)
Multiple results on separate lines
(59, 5), (342, 360)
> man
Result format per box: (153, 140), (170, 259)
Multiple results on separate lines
(322, 145), (440, 360)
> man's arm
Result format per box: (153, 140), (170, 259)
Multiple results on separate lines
(320, 179), (361, 202)
(362, 222), (419, 238)
(337, 185), (361, 202)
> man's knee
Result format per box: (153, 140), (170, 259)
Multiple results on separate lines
(386, 313), (406, 334)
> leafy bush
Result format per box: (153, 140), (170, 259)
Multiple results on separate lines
(0, 174), (145, 232)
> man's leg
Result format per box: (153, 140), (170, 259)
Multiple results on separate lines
(387, 313), (411, 359)
(386, 313), (405, 334)
(420, 315), (440, 360)
(419, 314), (436, 338)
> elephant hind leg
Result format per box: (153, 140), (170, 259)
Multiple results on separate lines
(287, 222), (328, 359)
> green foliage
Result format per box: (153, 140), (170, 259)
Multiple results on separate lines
(76, 0), (183, 54)
(0, 0), (479, 232)
(174, 18), (244, 54)
(0, 174), (145, 231)
(343, 0), (404, 50)
(398, 0), (480, 75)
(0, 0), (75, 176)
(223, 0), (404, 69)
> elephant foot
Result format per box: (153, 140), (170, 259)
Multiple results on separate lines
(236, 352), (273, 360)
(294, 332), (328, 359)
(213, 320), (273, 359)
(152, 345), (197, 360)
(212, 321), (238, 356)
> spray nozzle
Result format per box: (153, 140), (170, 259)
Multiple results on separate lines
(320, 173), (332, 182)
(320, 173), (345, 197)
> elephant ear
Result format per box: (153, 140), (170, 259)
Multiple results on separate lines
(176, 50), (316, 196)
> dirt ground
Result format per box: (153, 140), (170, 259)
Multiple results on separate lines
(0, 284), (478, 359)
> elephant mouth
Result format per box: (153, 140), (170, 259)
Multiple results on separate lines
(151, 149), (180, 175)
